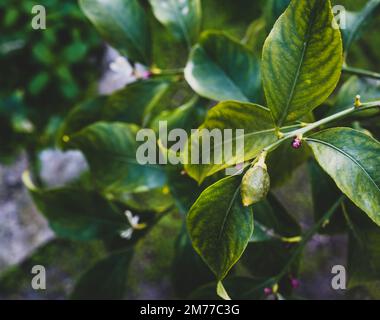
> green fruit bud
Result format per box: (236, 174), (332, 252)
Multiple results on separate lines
(241, 163), (270, 207)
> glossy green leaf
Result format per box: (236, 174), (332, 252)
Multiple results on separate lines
(251, 194), (301, 242)
(184, 101), (277, 184)
(267, 141), (310, 188)
(103, 79), (171, 126)
(149, 0), (202, 46)
(308, 160), (346, 234)
(67, 122), (166, 195)
(242, 18), (267, 55)
(79, 0), (151, 64)
(187, 175), (253, 280)
(185, 31), (262, 102)
(349, 234), (380, 298)
(59, 80), (171, 142)
(264, 0), (291, 31)
(119, 187), (174, 213)
(342, 0), (380, 58)
(71, 250), (133, 300)
(172, 224), (214, 298)
(27, 186), (127, 241)
(242, 240), (299, 280)
(243, 196), (301, 281)
(59, 96), (106, 145)
(306, 128), (380, 226)
(262, 0), (343, 126)
(347, 211), (380, 297)
(150, 96), (207, 134)
(166, 165), (203, 214)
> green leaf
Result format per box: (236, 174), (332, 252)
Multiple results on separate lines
(151, 96), (207, 134)
(243, 195), (301, 281)
(79, 0), (151, 64)
(166, 165), (203, 214)
(71, 250), (133, 300)
(251, 194), (301, 242)
(347, 210), (380, 298)
(262, 0), (343, 126)
(149, 0), (202, 46)
(306, 128), (380, 226)
(264, 0), (291, 31)
(342, 0), (380, 58)
(187, 175), (253, 281)
(67, 122), (166, 195)
(118, 187), (174, 213)
(59, 96), (107, 144)
(328, 76), (380, 116)
(27, 186), (127, 241)
(267, 141), (310, 188)
(172, 224), (214, 298)
(308, 160), (346, 234)
(103, 79), (171, 126)
(242, 18), (267, 55)
(184, 101), (277, 184)
(59, 80), (171, 141)
(241, 239), (300, 283)
(217, 281), (231, 300)
(185, 31), (262, 102)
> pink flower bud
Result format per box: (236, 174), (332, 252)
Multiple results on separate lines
(264, 287), (272, 296)
(291, 137), (302, 149)
(141, 70), (152, 80)
(290, 277), (300, 289)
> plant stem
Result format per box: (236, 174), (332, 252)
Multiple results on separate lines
(264, 100), (380, 154)
(342, 65), (380, 80)
(151, 67), (184, 76)
(273, 196), (345, 282)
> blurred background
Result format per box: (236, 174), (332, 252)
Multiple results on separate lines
(0, 0), (379, 299)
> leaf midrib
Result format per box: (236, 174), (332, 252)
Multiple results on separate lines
(278, 2), (319, 127)
(217, 185), (241, 241)
(307, 138), (380, 194)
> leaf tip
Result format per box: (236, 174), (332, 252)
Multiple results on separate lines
(217, 281), (231, 300)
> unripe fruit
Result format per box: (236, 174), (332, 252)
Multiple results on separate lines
(241, 162), (270, 207)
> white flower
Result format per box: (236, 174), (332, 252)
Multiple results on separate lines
(119, 210), (147, 240)
(120, 228), (133, 240)
(99, 46), (152, 94)
(125, 210), (140, 227)
(134, 63), (151, 80)
(109, 56), (136, 84)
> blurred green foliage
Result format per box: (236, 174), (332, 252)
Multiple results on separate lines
(0, 0), (102, 162)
